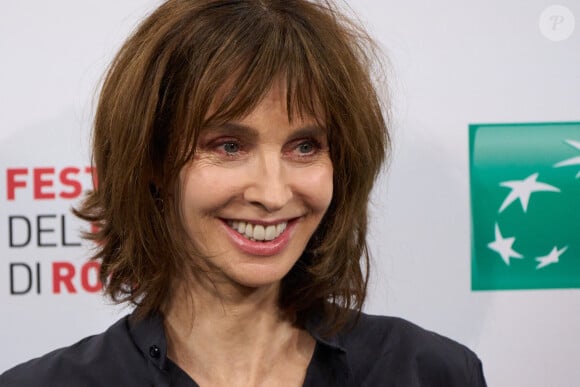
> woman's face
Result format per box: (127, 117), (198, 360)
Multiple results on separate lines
(179, 81), (333, 290)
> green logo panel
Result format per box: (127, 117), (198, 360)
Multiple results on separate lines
(470, 122), (580, 290)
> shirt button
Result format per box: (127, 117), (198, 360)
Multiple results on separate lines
(149, 345), (161, 359)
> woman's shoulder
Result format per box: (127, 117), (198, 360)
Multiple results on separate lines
(343, 312), (473, 352)
(337, 313), (487, 386)
(0, 315), (149, 387)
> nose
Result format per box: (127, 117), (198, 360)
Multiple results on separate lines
(243, 151), (292, 212)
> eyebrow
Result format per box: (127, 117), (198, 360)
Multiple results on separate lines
(203, 122), (259, 141)
(288, 125), (327, 140)
(202, 122), (326, 140)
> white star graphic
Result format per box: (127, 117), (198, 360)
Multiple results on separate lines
(498, 173), (560, 213)
(487, 223), (524, 265)
(536, 246), (568, 270)
(554, 139), (580, 178)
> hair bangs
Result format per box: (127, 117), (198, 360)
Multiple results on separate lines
(196, 10), (326, 132)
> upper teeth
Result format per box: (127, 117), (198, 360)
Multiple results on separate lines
(227, 220), (287, 241)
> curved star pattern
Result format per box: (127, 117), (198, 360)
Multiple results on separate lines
(487, 223), (523, 265)
(536, 246), (568, 270)
(554, 139), (580, 178)
(488, 138), (577, 274)
(498, 173), (560, 213)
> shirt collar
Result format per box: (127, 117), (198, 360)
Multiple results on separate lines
(128, 312), (169, 370)
(127, 310), (349, 371)
(304, 314), (347, 353)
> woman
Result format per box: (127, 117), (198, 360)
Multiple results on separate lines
(1, 0), (486, 386)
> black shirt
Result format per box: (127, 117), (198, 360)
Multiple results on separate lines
(0, 312), (486, 386)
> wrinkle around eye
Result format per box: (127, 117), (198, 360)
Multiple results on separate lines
(194, 136), (250, 163)
(192, 148), (244, 167)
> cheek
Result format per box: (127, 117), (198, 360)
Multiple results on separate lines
(297, 163), (334, 211)
(181, 166), (242, 210)
(181, 159), (334, 214)
(179, 166), (242, 247)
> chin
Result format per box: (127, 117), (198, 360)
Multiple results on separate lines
(227, 262), (294, 290)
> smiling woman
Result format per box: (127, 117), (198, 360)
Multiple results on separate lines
(179, 81), (334, 291)
(0, 1), (486, 386)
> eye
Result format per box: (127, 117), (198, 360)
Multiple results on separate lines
(197, 133), (246, 160)
(297, 141), (315, 154)
(221, 141), (240, 154)
(294, 139), (322, 156)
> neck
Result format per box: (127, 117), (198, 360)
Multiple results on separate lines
(165, 271), (287, 330)
(164, 276), (314, 386)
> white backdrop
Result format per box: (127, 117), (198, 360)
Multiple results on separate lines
(1, 1), (579, 386)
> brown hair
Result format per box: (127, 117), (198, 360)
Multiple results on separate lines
(76, 0), (389, 334)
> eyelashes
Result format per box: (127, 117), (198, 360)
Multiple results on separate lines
(218, 140), (241, 156)
(205, 137), (326, 161)
(294, 138), (323, 157)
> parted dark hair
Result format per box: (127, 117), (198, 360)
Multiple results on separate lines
(76, 0), (389, 334)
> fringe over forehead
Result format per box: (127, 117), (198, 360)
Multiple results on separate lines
(129, 0), (381, 176)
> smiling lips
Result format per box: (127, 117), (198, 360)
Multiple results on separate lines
(222, 219), (294, 256)
(227, 220), (288, 241)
